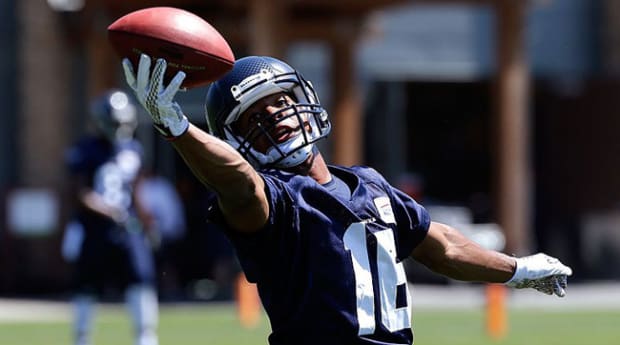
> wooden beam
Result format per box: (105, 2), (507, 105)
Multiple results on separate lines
(17, 0), (71, 187)
(495, 1), (532, 255)
(86, 25), (119, 97)
(248, 0), (287, 57)
(330, 22), (363, 166)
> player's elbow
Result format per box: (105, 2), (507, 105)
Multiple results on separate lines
(414, 222), (471, 279)
(218, 174), (269, 233)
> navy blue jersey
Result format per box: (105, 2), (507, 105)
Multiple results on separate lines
(209, 165), (430, 345)
(64, 136), (155, 291)
(65, 136), (144, 231)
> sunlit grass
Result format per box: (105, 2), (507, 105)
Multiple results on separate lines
(0, 303), (617, 345)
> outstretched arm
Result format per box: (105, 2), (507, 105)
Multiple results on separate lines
(123, 54), (268, 233)
(171, 124), (268, 232)
(411, 221), (572, 297)
(411, 222), (516, 282)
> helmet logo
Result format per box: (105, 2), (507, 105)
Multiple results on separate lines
(230, 69), (274, 101)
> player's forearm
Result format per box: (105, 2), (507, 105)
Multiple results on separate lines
(413, 222), (516, 283)
(439, 239), (516, 283)
(78, 189), (127, 222)
(171, 123), (264, 206)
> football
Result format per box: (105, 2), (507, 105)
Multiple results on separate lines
(108, 7), (235, 89)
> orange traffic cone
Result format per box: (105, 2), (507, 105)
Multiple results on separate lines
(485, 283), (508, 340)
(235, 272), (261, 328)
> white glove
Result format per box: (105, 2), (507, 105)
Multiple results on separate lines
(122, 54), (189, 139)
(505, 253), (573, 297)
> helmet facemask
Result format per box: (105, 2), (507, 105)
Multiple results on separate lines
(225, 100), (330, 168)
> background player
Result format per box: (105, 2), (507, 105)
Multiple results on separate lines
(135, 167), (187, 300)
(63, 89), (159, 345)
(122, 54), (572, 345)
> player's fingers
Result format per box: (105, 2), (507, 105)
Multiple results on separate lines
(558, 275), (568, 289)
(552, 276), (566, 297)
(144, 59), (167, 121)
(541, 282), (554, 295)
(162, 71), (186, 101)
(542, 254), (573, 276)
(137, 54), (152, 92)
(122, 58), (136, 88)
(532, 278), (554, 295)
(551, 263), (572, 277)
(153, 59), (167, 91)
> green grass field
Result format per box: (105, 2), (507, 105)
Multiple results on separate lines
(0, 303), (617, 345)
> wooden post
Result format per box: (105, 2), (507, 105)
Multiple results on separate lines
(603, 0), (620, 75)
(495, 0), (532, 256)
(248, 0), (287, 57)
(17, 0), (71, 187)
(330, 23), (363, 166)
(484, 2), (532, 339)
(79, 3), (118, 98)
(86, 20), (118, 98)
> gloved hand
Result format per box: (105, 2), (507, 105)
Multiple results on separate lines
(505, 253), (573, 297)
(122, 54), (189, 140)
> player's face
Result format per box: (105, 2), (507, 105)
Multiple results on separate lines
(234, 92), (312, 154)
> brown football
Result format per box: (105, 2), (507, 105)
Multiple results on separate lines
(108, 7), (235, 89)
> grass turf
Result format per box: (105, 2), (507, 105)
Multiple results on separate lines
(0, 303), (617, 345)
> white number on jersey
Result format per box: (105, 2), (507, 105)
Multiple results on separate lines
(343, 222), (411, 336)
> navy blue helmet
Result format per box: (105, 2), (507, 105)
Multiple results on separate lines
(90, 89), (137, 142)
(205, 56), (331, 168)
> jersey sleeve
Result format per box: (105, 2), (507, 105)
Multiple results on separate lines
(388, 184), (431, 260)
(206, 173), (292, 283)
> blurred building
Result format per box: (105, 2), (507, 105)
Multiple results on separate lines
(360, 0), (620, 280)
(1, 0), (619, 295)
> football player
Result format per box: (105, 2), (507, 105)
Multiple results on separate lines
(64, 89), (158, 345)
(122, 54), (572, 345)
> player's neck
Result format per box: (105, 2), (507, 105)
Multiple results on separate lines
(307, 152), (331, 184)
(284, 150), (331, 184)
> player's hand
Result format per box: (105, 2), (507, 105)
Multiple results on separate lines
(123, 54), (189, 140)
(505, 253), (573, 297)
